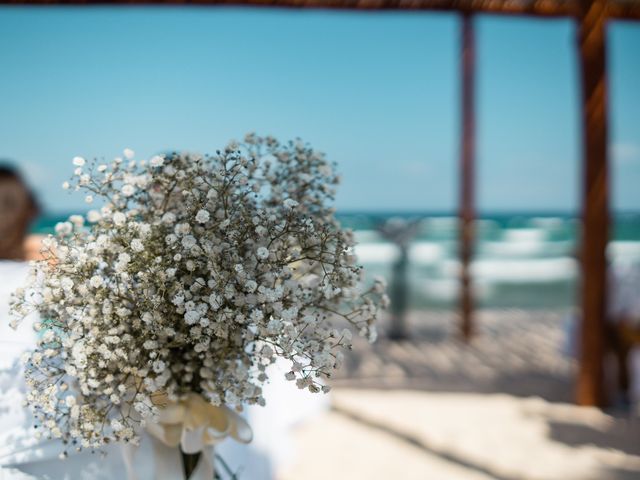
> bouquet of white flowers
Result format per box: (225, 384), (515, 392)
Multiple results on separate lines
(10, 134), (387, 476)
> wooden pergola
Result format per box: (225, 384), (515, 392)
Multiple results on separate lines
(5, 0), (640, 407)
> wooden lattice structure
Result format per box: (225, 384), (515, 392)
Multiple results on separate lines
(4, 0), (640, 407)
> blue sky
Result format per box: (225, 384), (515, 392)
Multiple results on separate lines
(0, 7), (638, 213)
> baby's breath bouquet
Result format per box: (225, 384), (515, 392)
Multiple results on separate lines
(11, 134), (387, 476)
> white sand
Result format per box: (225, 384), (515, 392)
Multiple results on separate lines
(279, 389), (640, 480)
(279, 310), (639, 480)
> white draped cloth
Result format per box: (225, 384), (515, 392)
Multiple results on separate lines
(563, 261), (640, 404)
(0, 261), (328, 479)
(611, 263), (640, 403)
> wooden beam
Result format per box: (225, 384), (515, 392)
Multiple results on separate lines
(576, 0), (609, 407)
(2, 0), (640, 21)
(609, 1), (640, 21)
(459, 11), (475, 342)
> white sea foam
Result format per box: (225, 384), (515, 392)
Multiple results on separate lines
(439, 257), (578, 283)
(353, 242), (446, 265)
(422, 217), (499, 233)
(608, 241), (640, 262)
(353, 243), (399, 264)
(353, 230), (384, 244)
(408, 243), (445, 264)
(421, 278), (494, 302)
(423, 217), (458, 229)
(529, 217), (565, 229)
(352, 238), (638, 288)
(480, 240), (573, 258)
(502, 228), (548, 243)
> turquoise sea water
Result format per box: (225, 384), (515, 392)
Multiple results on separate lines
(33, 211), (640, 311)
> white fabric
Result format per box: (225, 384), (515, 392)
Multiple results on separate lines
(0, 261), (39, 466)
(216, 358), (330, 479)
(630, 347), (640, 404)
(0, 261), (140, 479)
(609, 262), (640, 323)
(0, 261), (328, 479)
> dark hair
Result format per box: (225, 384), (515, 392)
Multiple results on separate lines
(0, 163), (41, 259)
(0, 164), (40, 210)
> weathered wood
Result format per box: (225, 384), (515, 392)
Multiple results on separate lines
(576, 0), (609, 407)
(459, 12), (475, 342)
(2, 0), (640, 21)
(609, 0), (640, 21)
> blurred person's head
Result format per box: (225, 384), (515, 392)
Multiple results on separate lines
(0, 164), (40, 260)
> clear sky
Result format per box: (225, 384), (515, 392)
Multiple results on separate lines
(0, 7), (638, 214)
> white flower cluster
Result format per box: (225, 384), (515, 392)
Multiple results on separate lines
(11, 134), (387, 451)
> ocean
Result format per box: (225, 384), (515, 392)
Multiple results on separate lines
(32, 211), (640, 311)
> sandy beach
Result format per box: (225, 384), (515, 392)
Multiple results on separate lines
(278, 310), (640, 480)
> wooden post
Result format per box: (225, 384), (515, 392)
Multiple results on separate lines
(459, 12), (475, 342)
(576, 0), (609, 407)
